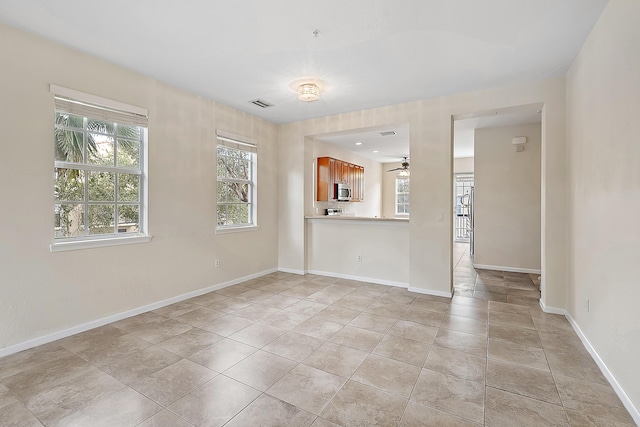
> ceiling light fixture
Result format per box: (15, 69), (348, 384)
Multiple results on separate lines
(298, 83), (320, 102)
(355, 142), (362, 146)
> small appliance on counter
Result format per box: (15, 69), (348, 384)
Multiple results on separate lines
(326, 208), (343, 216)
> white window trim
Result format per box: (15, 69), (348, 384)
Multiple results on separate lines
(216, 130), (258, 232)
(50, 85), (151, 251)
(215, 225), (259, 235)
(395, 177), (410, 216)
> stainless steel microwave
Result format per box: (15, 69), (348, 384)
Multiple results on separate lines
(335, 183), (352, 201)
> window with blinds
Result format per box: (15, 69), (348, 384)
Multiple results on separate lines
(51, 85), (148, 242)
(216, 130), (257, 230)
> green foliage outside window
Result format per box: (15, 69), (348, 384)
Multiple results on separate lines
(217, 146), (254, 227)
(54, 112), (143, 238)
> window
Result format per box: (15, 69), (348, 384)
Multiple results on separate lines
(396, 177), (410, 215)
(51, 85), (148, 250)
(216, 130), (257, 231)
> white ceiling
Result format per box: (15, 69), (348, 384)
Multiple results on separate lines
(0, 0), (606, 125)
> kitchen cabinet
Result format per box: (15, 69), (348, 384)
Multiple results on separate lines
(317, 156), (364, 202)
(351, 165), (364, 202)
(317, 157), (332, 201)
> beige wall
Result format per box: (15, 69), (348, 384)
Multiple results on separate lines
(279, 79), (566, 304)
(473, 124), (541, 272)
(0, 24), (279, 351)
(381, 162), (407, 218)
(566, 0), (640, 413)
(454, 157), (474, 173)
(311, 140), (382, 217)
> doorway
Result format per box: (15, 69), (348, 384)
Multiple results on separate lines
(451, 104), (543, 302)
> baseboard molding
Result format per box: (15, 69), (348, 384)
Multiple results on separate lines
(565, 313), (640, 425)
(0, 268), (278, 359)
(408, 287), (452, 298)
(304, 270), (452, 298)
(306, 270), (408, 289)
(539, 299), (567, 315)
(473, 263), (541, 275)
(277, 267), (305, 275)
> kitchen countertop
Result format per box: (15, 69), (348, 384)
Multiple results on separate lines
(305, 215), (409, 222)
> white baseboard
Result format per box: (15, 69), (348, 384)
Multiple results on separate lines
(539, 299), (567, 315)
(304, 270), (452, 298)
(408, 287), (452, 298)
(277, 267), (305, 275)
(565, 313), (640, 426)
(0, 268), (277, 359)
(473, 263), (541, 275)
(306, 270), (408, 289)
(538, 300), (639, 423)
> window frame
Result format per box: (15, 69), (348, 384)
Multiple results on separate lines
(215, 130), (258, 233)
(49, 85), (151, 252)
(395, 177), (410, 216)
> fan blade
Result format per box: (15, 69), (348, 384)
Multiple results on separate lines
(386, 167), (403, 172)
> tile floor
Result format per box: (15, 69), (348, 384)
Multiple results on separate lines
(0, 244), (635, 426)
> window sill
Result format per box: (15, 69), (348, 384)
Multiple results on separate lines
(50, 235), (152, 253)
(215, 225), (259, 235)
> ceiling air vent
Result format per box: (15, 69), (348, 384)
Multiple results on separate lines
(380, 131), (397, 136)
(249, 99), (273, 108)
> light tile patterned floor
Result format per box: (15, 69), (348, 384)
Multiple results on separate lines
(0, 244), (635, 426)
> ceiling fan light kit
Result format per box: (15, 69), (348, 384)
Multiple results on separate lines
(387, 157), (410, 175)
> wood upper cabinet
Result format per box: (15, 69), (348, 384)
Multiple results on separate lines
(341, 162), (350, 184)
(317, 156), (365, 202)
(317, 157), (332, 201)
(352, 165), (364, 202)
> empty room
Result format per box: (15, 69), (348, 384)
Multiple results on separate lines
(0, 1), (638, 426)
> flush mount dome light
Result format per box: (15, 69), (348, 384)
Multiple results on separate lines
(298, 83), (320, 102)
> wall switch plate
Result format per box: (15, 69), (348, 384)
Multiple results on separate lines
(585, 298), (590, 312)
(437, 212), (445, 221)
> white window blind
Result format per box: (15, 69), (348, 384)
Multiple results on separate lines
(216, 130), (257, 153)
(50, 84), (148, 127)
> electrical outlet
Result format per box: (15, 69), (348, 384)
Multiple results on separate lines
(356, 254), (362, 262)
(437, 212), (444, 221)
(585, 298), (590, 312)
(215, 259), (220, 268)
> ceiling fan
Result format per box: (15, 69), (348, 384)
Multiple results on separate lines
(387, 157), (410, 173)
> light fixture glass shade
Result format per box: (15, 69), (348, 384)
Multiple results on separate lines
(298, 83), (320, 102)
(398, 169), (410, 177)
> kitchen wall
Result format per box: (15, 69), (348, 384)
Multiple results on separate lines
(473, 123), (542, 272)
(454, 157), (474, 173)
(279, 79), (566, 303)
(311, 139), (382, 218)
(566, 0), (640, 415)
(0, 23), (279, 352)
